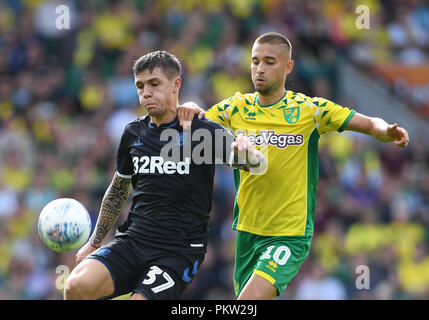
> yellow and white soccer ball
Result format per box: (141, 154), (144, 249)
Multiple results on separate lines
(38, 198), (92, 252)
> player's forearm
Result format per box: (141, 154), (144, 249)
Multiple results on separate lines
(367, 117), (395, 142)
(90, 173), (131, 248)
(345, 113), (392, 142)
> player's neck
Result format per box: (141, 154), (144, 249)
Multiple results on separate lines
(257, 88), (286, 107)
(150, 108), (177, 127)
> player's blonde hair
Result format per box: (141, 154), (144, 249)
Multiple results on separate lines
(254, 32), (292, 60)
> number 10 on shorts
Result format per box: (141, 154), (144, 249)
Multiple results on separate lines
(261, 245), (291, 265)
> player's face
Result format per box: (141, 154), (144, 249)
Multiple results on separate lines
(134, 67), (181, 117)
(251, 42), (293, 96)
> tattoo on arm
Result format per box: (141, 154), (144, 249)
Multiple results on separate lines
(90, 173), (131, 248)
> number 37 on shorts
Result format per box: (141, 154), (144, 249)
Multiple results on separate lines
(142, 266), (175, 294)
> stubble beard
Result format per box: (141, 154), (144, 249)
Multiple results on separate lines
(254, 81), (281, 97)
(146, 105), (162, 118)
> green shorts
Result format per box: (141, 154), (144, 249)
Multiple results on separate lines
(233, 230), (312, 297)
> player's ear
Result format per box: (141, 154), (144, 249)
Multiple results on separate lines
(173, 76), (181, 94)
(285, 59), (294, 77)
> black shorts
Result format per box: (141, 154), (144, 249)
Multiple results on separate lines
(85, 234), (205, 300)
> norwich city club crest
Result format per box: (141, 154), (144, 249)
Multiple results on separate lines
(283, 107), (300, 124)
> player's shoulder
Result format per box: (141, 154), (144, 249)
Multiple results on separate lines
(286, 90), (335, 108)
(215, 91), (257, 107)
(286, 90), (312, 103)
(231, 91), (257, 105)
(192, 114), (229, 132)
(124, 115), (149, 130)
(119, 115), (150, 141)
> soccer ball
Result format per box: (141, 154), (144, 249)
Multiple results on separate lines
(38, 198), (92, 252)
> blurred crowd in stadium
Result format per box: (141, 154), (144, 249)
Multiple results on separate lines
(0, 0), (429, 299)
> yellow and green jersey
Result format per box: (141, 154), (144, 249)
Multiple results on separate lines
(205, 91), (355, 237)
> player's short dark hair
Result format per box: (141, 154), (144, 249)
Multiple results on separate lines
(254, 32), (292, 59)
(133, 51), (181, 79)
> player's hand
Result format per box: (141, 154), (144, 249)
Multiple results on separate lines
(231, 134), (249, 155)
(177, 102), (205, 130)
(387, 123), (409, 148)
(75, 242), (99, 265)
(231, 134), (259, 165)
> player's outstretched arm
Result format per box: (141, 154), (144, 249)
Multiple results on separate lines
(344, 112), (409, 147)
(76, 172), (131, 264)
(177, 102), (205, 129)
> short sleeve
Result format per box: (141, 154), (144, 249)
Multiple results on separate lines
(116, 125), (134, 178)
(310, 97), (355, 135)
(205, 92), (242, 128)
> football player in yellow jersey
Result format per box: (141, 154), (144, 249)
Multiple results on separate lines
(178, 32), (409, 300)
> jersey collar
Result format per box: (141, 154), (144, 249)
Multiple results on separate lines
(148, 116), (179, 129)
(255, 91), (287, 108)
